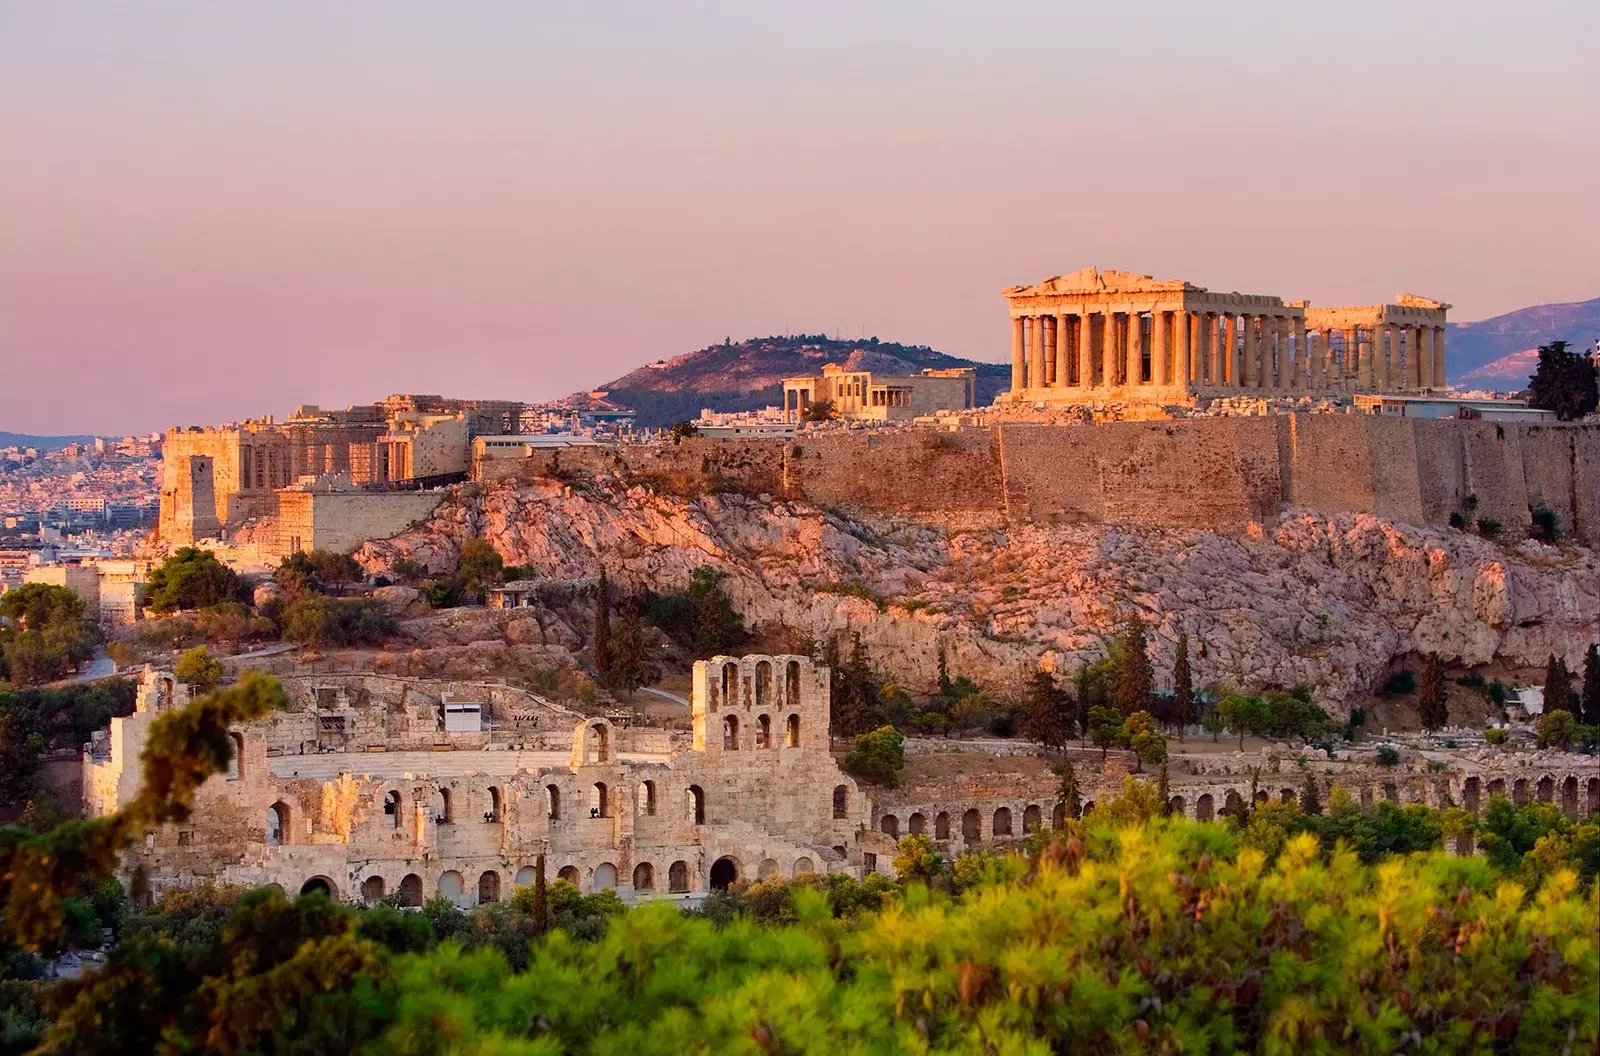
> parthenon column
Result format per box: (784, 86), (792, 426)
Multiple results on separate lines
(1385, 323), (1401, 390)
(1357, 327), (1375, 389)
(1224, 314), (1238, 387)
(1055, 313), (1070, 387)
(1011, 317), (1024, 393)
(1079, 313), (1095, 388)
(1174, 309), (1191, 388)
(1241, 316), (1257, 388)
(1261, 316), (1277, 389)
(1417, 326), (1434, 391)
(1203, 312), (1216, 385)
(1152, 310), (1169, 385)
(1432, 326), (1446, 388)
(1027, 316), (1045, 390)
(1291, 317), (1307, 388)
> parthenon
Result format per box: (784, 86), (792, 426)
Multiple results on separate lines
(1004, 267), (1449, 404)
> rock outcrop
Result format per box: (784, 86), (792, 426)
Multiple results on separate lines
(356, 478), (1600, 713)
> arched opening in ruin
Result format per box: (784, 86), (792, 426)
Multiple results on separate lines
(638, 780), (657, 816)
(710, 857), (739, 892)
(1360, 786), (1373, 808)
(1196, 794), (1214, 821)
(793, 856), (814, 875)
(785, 714), (800, 748)
(961, 809), (980, 842)
(226, 732), (244, 780)
(590, 782), (610, 818)
(546, 784), (561, 819)
(909, 812), (926, 835)
(1254, 789), (1270, 805)
(786, 661), (801, 703)
(755, 661), (771, 709)
(1513, 778), (1529, 805)
(687, 785), (705, 825)
(1280, 788), (1295, 804)
(880, 815), (899, 838)
(1487, 778), (1505, 800)
(1464, 777), (1481, 814)
(515, 866), (536, 887)
(1023, 804), (1042, 832)
(438, 871), (464, 901)
(1081, 800), (1096, 816)
(633, 862), (655, 890)
(1051, 802), (1065, 829)
(591, 864), (612, 893)
(755, 714), (771, 748)
(721, 662), (739, 707)
(1434, 782), (1453, 809)
(1220, 791), (1244, 818)
(266, 801), (290, 846)
(669, 860), (690, 892)
(384, 790), (402, 828)
(1588, 778), (1600, 814)
(723, 714), (740, 750)
(758, 858), (779, 879)
(360, 876), (385, 903)
(1561, 776), (1579, 816)
(486, 786), (503, 822)
(398, 874), (423, 907)
(478, 871), (501, 904)
(158, 678), (174, 707)
(934, 811), (951, 839)
(1169, 796), (1185, 818)
(993, 807), (1013, 837)
(587, 723), (611, 764)
(1536, 775), (1554, 803)
(1383, 782), (1398, 803)
(434, 787), (452, 824)
(558, 865), (580, 885)
(832, 785), (849, 819)
(299, 876), (337, 900)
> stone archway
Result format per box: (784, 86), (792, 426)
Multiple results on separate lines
(299, 875), (338, 900)
(710, 856), (739, 891)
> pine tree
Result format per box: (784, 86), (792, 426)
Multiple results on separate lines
(1112, 615), (1153, 716)
(1157, 762), (1171, 816)
(936, 646), (954, 699)
(1172, 631), (1194, 742)
(606, 598), (661, 702)
(1021, 670), (1072, 753)
(828, 635), (880, 739)
(592, 570), (612, 677)
(1544, 654), (1578, 716)
(1417, 653), (1449, 731)
(1055, 758), (1082, 821)
(1581, 643), (1600, 726)
(1300, 771), (1322, 816)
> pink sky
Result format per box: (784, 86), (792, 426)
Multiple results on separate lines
(2, 2), (1598, 435)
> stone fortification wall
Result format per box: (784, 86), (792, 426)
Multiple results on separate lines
(479, 418), (1600, 544)
(274, 490), (444, 558)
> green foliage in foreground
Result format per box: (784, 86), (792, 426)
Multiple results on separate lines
(374, 825), (1597, 1054)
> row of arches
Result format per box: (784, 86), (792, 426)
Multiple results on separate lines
(878, 803), (1062, 843)
(544, 781), (707, 824)
(720, 712), (801, 751)
(711, 659), (804, 713)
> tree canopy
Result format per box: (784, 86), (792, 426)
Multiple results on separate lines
(1525, 339), (1599, 421)
(145, 548), (244, 613)
(0, 582), (102, 686)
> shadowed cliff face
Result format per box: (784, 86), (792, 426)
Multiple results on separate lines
(355, 477), (1600, 715)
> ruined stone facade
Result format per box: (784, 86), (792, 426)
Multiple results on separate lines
(87, 658), (892, 905)
(157, 394), (521, 550)
(1004, 267), (1449, 405)
(782, 364), (976, 422)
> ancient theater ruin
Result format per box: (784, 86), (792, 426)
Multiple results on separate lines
(84, 656), (893, 904)
(1004, 267), (1449, 405)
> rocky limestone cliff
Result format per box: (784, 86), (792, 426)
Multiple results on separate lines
(355, 478), (1600, 713)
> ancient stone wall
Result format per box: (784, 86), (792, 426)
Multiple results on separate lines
(273, 490), (444, 559)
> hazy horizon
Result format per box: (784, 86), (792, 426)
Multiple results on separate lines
(3, 2), (1598, 435)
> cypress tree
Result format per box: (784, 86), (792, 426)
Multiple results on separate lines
(593, 570), (612, 677)
(1300, 772), (1322, 816)
(1157, 762), (1171, 816)
(1544, 654), (1577, 716)
(1055, 758), (1082, 821)
(1112, 615), (1153, 716)
(532, 854), (549, 935)
(1581, 644), (1600, 726)
(1417, 653), (1449, 731)
(1172, 631), (1194, 742)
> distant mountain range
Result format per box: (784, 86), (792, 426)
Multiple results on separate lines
(0, 431), (96, 451)
(1446, 297), (1600, 391)
(586, 335), (1010, 428)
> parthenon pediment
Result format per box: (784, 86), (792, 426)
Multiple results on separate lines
(1004, 266), (1192, 299)
(1394, 293), (1452, 311)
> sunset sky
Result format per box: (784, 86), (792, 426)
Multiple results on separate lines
(2, 2), (1597, 435)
